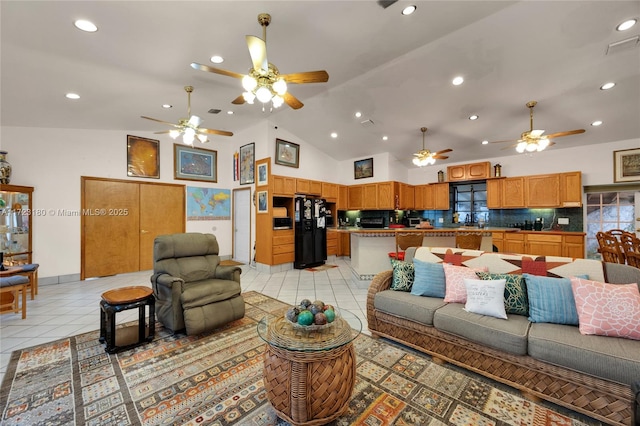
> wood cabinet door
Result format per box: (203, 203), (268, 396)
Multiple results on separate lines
(273, 175), (296, 196)
(339, 232), (351, 257)
(296, 179), (310, 194)
(432, 183), (450, 210)
(501, 177), (525, 208)
(322, 182), (338, 201)
(562, 235), (585, 258)
(363, 184), (378, 209)
(526, 174), (560, 207)
(348, 185), (363, 210)
(447, 165), (466, 181)
(419, 185), (434, 209)
(492, 231), (504, 252)
(337, 185), (348, 210)
(467, 162), (491, 179)
(376, 182), (395, 209)
(560, 172), (582, 207)
(309, 180), (322, 196)
(399, 184), (414, 209)
(486, 179), (502, 208)
(504, 233), (525, 254)
(526, 234), (562, 257)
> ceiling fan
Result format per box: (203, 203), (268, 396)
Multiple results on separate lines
(412, 127), (452, 166)
(190, 13), (329, 110)
(141, 86), (233, 145)
(490, 101), (585, 153)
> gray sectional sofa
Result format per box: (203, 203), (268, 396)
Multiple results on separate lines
(366, 247), (640, 426)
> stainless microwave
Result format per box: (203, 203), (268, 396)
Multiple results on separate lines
(407, 217), (421, 227)
(273, 217), (292, 229)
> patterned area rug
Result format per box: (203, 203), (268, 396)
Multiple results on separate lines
(305, 264), (338, 272)
(0, 291), (599, 425)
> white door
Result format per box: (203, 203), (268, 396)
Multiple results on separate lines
(233, 188), (251, 263)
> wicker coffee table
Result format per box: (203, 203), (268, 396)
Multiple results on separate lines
(257, 309), (361, 426)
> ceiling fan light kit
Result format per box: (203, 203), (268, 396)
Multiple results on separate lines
(412, 127), (452, 167)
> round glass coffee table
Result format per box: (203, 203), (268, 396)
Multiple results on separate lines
(257, 309), (361, 426)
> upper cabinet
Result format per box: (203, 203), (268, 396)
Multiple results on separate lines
(447, 161), (491, 182)
(560, 171), (582, 207)
(431, 183), (450, 210)
(398, 183), (415, 210)
(501, 177), (526, 208)
(347, 185), (363, 210)
(526, 174), (560, 207)
(488, 172), (582, 209)
(272, 175), (296, 196)
(486, 179), (502, 209)
(362, 184), (378, 209)
(337, 185), (348, 210)
(376, 181), (396, 210)
(322, 182), (339, 202)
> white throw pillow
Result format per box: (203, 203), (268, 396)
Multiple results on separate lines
(463, 278), (507, 319)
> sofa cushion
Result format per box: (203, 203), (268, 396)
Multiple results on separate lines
(411, 258), (445, 297)
(528, 322), (640, 386)
(433, 303), (530, 355)
(374, 290), (446, 326)
(390, 259), (414, 291)
(476, 272), (528, 315)
(571, 277), (640, 340)
(443, 263), (488, 303)
(180, 279), (242, 309)
(463, 278), (507, 319)
(524, 274), (580, 325)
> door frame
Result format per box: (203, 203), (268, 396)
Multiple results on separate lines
(232, 187), (252, 263)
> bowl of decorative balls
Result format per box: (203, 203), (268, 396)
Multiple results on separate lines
(285, 299), (338, 330)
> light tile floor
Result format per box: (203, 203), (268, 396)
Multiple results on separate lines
(0, 257), (370, 384)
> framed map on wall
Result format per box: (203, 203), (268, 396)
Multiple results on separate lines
(186, 186), (230, 220)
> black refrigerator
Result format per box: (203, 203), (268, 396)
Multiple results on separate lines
(294, 196), (327, 269)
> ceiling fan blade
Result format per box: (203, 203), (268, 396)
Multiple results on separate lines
(141, 116), (179, 127)
(283, 92), (304, 109)
(281, 70), (329, 84)
(530, 129), (546, 138)
(190, 62), (244, 79)
(199, 128), (234, 137)
(246, 35), (268, 73)
(231, 94), (246, 105)
(433, 148), (453, 155)
(153, 130), (171, 135)
(433, 155), (449, 160)
(544, 129), (586, 139)
(489, 139), (519, 144)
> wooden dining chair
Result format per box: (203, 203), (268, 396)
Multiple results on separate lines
(455, 232), (483, 250)
(620, 233), (640, 268)
(389, 232), (424, 261)
(596, 231), (626, 264)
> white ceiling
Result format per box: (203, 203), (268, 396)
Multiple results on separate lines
(2, 1), (639, 168)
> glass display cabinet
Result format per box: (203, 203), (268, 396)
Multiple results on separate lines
(0, 184), (33, 267)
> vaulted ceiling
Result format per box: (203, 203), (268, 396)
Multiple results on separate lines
(2, 1), (639, 167)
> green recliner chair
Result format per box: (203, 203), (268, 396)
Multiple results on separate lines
(151, 232), (245, 335)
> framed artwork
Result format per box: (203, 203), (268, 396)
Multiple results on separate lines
(186, 187), (231, 220)
(174, 144), (217, 182)
(614, 148), (640, 183)
(127, 135), (159, 178)
(257, 162), (268, 186)
(354, 157), (374, 179)
(275, 139), (300, 168)
(257, 190), (268, 213)
(239, 143), (255, 185)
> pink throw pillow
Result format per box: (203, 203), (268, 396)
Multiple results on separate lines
(570, 277), (640, 340)
(443, 263), (488, 303)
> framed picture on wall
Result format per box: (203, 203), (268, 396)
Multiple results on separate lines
(257, 190), (268, 213)
(354, 157), (374, 179)
(257, 162), (268, 186)
(613, 148), (640, 183)
(174, 144), (217, 182)
(239, 143), (255, 185)
(275, 139), (300, 168)
(127, 135), (160, 178)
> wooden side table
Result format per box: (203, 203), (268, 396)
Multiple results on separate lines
(99, 286), (155, 353)
(257, 310), (361, 425)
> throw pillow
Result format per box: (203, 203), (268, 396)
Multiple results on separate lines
(411, 258), (445, 297)
(571, 277), (640, 340)
(476, 272), (528, 316)
(524, 274), (586, 325)
(463, 278), (508, 319)
(521, 258), (548, 276)
(390, 259), (414, 291)
(443, 263), (488, 303)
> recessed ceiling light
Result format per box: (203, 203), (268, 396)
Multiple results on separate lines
(227, 110), (234, 115)
(482, 140), (489, 145)
(382, 136), (388, 141)
(591, 120), (603, 126)
(74, 19), (97, 32)
(452, 76), (464, 86)
(210, 55), (224, 64)
(469, 114), (479, 120)
(162, 104), (172, 109)
(401, 5), (417, 16)
(65, 93), (80, 100)
(331, 132), (338, 138)
(617, 19), (637, 31)
(600, 82), (616, 90)
(355, 112), (362, 118)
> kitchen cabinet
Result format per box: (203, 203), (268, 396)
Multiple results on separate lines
(272, 230), (295, 264)
(376, 181), (396, 210)
(504, 232), (525, 253)
(337, 185), (348, 210)
(347, 185), (363, 210)
(491, 231), (504, 252)
(398, 183), (414, 210)
(327, 230), (338, 256)
(309, 180), (322, 196)
(526, 233), (562, 257)
(447, 161), (491, 182)
(296, 179), (310, 194)
(432, 183), (450, 210)
(363, 184), (378, 209)
(497, 231), (584, 258)
(501, 177), (526, 208)
(322, 182), (338, 202)
(486, 179), (502, 209)
(414, 185), (431, 210)
(0, 184), (33, 266)
(338, 232), (351, 257)
(526, 174), (560, 207)
(562, 235), (584, 258)
(560, 171), (582, 207)
(272, 175), (296, 196)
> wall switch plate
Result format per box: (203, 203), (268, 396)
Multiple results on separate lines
(558, 217), (569, 225)
(438, 218), (444, 223)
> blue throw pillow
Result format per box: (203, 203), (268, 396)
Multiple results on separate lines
(390, 259), (414, 291)
(411, 258), (445, 297)
(524, 273), (588, 325)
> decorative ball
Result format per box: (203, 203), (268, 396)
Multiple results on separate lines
(285, 307), (299, 323)
(314, 312), (327, 325)
(297, 310), (314, 326)
(324, 308), (336, 323)
(299, 299), (312, 308)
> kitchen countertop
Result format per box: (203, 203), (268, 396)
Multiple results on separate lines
(330, 227), (584, 236)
